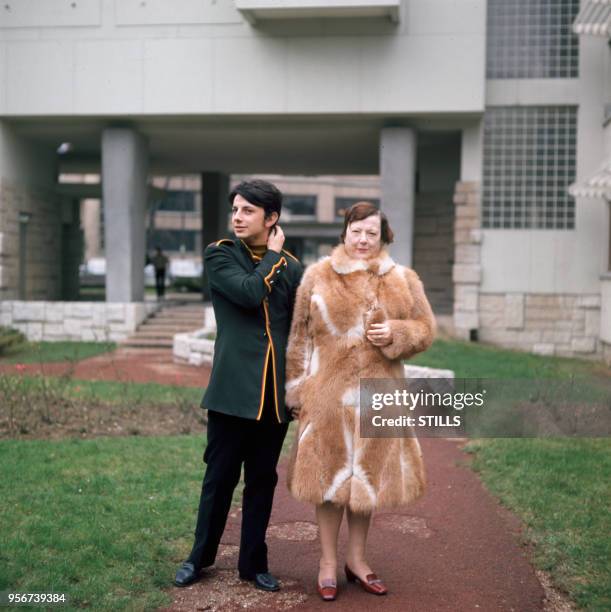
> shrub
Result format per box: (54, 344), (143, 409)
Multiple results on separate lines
(0, 326), (27, 356)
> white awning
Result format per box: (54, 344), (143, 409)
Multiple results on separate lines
(569, 157), (611, 199)
(573, 0), (611, 37)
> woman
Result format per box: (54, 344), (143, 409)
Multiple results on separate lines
(284, 202), (436, 601)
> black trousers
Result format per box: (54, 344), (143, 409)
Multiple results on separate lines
(155, 269), (166, 297)
(187, 400), (288, 578)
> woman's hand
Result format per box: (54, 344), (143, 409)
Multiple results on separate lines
(366, 322), (392, 347)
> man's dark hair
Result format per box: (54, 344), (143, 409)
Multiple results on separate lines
(229, 179), (283, 220)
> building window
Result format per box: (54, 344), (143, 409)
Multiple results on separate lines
(335, 197), (380, 220)
(486, 0), (580, 79)
(482, 106), (577, 230)
(282, 195), (317, 220)
(157, 190), (196, 212)
(149, 229), (197, 252)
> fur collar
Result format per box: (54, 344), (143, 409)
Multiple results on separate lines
(329, 244), (396, 276)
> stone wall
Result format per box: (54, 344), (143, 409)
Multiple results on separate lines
(0, 301), (159, 343)
(452, 181), (482, 340)
(0, 179), (70, 300)
(479, 293), (602, 358)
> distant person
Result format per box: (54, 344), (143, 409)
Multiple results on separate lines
(151, 246), (169, 299)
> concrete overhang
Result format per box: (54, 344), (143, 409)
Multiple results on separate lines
(7, 113), (475, 176)
(235, 0), (400, 24)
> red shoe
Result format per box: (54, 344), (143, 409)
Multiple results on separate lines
(317, 578), (338, 601)
(344, 564), (388, 595)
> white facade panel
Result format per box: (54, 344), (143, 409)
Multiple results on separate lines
(0, 0), (101, 28)
(116, 0), (242, 25)
(407, 0), (485, 35)
(460, 120), (483, 182)
(143, 39), (214, 114)
(359, 33), (485, 113)
(6, 41), (73, 114)
(74, 40), (144, 113)
(212, 37), (288, 113)
(286, 38), (361, 112)
(480, 215), (605, 294)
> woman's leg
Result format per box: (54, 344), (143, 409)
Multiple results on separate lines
(345, 508), (374, 579)
(316, 502), (344, 584)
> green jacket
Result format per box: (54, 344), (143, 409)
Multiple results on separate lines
(201, 238), (303, 423)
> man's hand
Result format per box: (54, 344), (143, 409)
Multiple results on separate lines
(267, 225), (285, 253)
(366, 322), (392, 346)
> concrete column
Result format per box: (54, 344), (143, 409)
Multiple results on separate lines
(380, 127), (417, 266)
(460, 120), (483, 183)
(102, 128), (148, 302)
(201, 172), (230, 299)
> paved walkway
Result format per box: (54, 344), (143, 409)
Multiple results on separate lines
(165, 437), (558, 612)
(0, 347), (210, 387)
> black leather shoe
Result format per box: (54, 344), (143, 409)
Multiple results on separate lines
(254, 572), (280, 592)
(174, 561), (201, 587)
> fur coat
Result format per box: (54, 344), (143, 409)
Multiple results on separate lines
(285, 244), (436, 513)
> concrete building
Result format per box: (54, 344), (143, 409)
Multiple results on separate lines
(0, 0), (609, 360)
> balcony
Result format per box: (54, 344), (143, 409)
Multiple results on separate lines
(235, 0), (401, 24)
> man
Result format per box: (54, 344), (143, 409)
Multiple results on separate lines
(151, 246), (169, 300)
(174, 179), (303, 592)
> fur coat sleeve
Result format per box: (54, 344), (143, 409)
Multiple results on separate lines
(379, 267), (437, 361)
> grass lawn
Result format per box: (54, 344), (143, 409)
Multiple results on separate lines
(3, 374), (203, 406)
(0, 435), (205, 610)
(410, 337), (608, 379)
(464, 438), (611, 610)
(0, 430), (295, 610)
(1, 341), (116, 364)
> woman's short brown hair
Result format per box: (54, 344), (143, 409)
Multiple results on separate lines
(340, 201), (394, 244)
